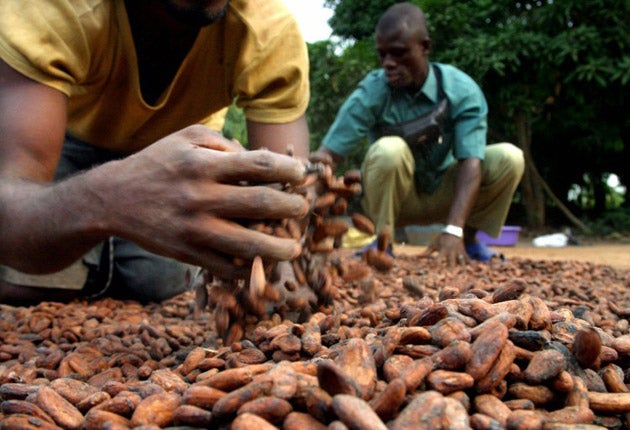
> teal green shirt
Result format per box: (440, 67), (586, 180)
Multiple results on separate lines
(322, 63), (488, 193)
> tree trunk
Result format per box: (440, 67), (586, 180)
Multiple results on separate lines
(514, 111), (545, 227)
(513, 111), (591, 233)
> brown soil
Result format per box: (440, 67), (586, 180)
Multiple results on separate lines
(395, 242), (630, 271)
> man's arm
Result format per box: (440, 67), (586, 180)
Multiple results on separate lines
(0, 59), (103, 272)
(247, 115), (310, 159)
(424, 157), (481, 265)
(446, 157), (481, 230)
(0, 61), (309, 277)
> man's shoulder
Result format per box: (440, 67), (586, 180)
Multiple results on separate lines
(228, 0), (302, 41)
(433, 62), (484, 99)
(356, 69), (390, 96)
(433, 63), (478, 85)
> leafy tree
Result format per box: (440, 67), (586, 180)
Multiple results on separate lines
(324, 0), (398, 40)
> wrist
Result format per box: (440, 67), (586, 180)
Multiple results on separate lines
(442, 224), (464, 239)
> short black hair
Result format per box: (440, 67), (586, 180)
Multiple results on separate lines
(376, 2), (429, 42)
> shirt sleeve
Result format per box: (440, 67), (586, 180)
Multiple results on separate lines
(232, 1), (310, 124)
(445, 68), (488, 160)
(0, 0), (96, 96)
(321, 73), (382, 157)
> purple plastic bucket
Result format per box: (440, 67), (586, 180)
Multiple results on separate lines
(476, 226), (521, 246)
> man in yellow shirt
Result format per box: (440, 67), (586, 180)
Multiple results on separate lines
(0, 0), (311, 303)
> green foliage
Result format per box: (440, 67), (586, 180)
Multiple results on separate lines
(583, 207), (630, 236)
(324, 0), (399, 40)
(307, 38), (378, 157)
(221, 103), (248, 147)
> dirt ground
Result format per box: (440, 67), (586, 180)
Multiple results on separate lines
(394, 240), (630, 271)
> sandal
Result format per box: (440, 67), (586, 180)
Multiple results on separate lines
(354, 239), (394, 258)
(465, 242), (505, 262)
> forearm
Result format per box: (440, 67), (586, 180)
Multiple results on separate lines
(247, 115), (310, 159)
(0, 172), (109, 274)
(446, 158), (481, 227)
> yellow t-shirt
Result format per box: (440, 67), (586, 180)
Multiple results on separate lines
(0, 0), (309, 152)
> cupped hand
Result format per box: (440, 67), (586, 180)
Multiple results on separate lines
(420, 233), (469, 266)
(102, 125), (309, 278)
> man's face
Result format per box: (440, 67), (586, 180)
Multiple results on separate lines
(159, 0), (230, 27)
(375, 26), (429, 92)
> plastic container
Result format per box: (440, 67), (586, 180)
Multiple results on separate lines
(475, 226), (521, 247)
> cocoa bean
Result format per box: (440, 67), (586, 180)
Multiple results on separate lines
(473, 394), (512, 427)
(30, 386), (83, 430)
(389, 390), (446, 430)
(369, 378), (406, 422)
(131, 391), (181, 427)
(316, 359), (359, 397)
(237, 396), (292, 424)
(283, 411), (328, 430)
(466, 320), (508, 381)
(523, 349), (566, 384)
(211, 379), (273, 417)
(331, 394), (387, 430)
(232, 412), (279, 430)
(172, 404), (213, 427)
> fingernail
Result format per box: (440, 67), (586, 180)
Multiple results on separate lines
(292, 243), (303, 259)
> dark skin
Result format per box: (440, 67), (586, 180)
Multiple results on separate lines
(0, 0), (310, 301)
(313, 4), (480, 266)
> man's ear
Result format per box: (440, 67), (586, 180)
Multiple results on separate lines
(422, 39), (431, 54)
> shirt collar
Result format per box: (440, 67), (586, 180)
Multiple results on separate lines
(417, 64), (440, 103)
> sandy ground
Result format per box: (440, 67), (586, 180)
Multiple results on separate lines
(393, 241), (630, 271)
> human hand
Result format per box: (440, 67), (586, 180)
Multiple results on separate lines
(421, 233), (469, 266)
(102, 125), (309, 278)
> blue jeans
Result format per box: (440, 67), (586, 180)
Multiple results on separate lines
(54, 135), (194, 302)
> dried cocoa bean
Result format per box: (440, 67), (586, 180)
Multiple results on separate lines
(473, 394), (512, 427)
(316, 359), (359, 397)
(172, 404), (214, 427)
(131, 391), (181, 427)
(331, 394), (387, 430)
(389, 390), (446, 430)
(0, 399), (55, 424)
(30, 386), (83, 430)
(330, 338), (376, 400)
(237, 396), (292, 424)
(283, 411), (328, 430)
(369, 378), (406, 422)
(427, 370), (475, 395)
(211, 379), (273, 417)
(523, 349), (566, 384)
(476, 340), (516, 393)
(399, 357), (433, 392)
(83, 409), (131, 430)
(466, 319), (508, 381)
(231, 412), (278, 430)
(572, 328), (602, 370)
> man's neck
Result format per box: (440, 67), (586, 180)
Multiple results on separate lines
(124, 0), (201, 104)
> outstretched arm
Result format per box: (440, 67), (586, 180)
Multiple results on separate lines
(422, 157), (481, 265)
(0, 61), (308, 278)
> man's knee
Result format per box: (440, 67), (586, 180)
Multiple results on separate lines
(111, 255), (193, 303)
(485, 143), (525, 182)
(365, 136), (411, 171)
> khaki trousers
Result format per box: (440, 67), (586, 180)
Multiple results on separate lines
(360, 137), (524, 238)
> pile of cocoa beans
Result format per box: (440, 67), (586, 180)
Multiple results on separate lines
(0, 252), (629, 429)
(194, 161), (393, 346)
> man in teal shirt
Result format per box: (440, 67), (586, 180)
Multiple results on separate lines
(313, 2), (524, 265)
